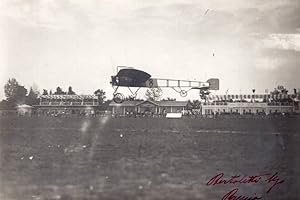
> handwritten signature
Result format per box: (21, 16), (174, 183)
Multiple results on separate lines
(222, 188), (262, 200)
(206, 172), (285, 200)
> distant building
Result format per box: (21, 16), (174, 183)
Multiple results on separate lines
(109, 100), (188, 116)
(31, 93), (299, 117)
(16, 104), (33, 116)
(202, 94), (296, 115)
(201, 102), (294, 115)
(294, 100), (300, 113)
(34, 95), (104, 116)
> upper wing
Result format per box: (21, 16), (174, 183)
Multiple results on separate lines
(117, 68), (151, 84)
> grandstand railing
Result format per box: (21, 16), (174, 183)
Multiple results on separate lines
(202, 102), (228, 106)
(39, 102), (99, 106)
(267, 102), (293, 106)
(202, 102), (294, 106)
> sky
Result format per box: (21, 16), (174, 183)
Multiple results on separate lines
(0, 0), (299, 100)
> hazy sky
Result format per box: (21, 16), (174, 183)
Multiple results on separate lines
(0, 0), (299, 100)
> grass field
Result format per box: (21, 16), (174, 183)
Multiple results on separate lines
(0, 116), (299, 200)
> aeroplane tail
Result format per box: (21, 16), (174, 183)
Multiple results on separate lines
(207, 78), (219, 90)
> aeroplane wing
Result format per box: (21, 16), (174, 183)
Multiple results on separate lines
(117, 68), (151, 84)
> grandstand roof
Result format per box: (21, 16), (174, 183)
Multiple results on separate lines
(109, 101), (141, 107)
(207, 94), (296, 101)
(40, 95), (98, 100)
(16, 104), (33, 108)
(136, 100), (159, 106)
(109, 100), (188, 107)
(158, 101), (188, 107)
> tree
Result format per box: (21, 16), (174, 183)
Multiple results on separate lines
(0, 99), (15, 110)
(191, 100), (201, 109)
(42, 89), (48, 95)
(94, 89), (106, 104)
(4, 78), (18, 100)
(4, 78), (27, 105)
(145, 88), (162, 101)
(271, 85), (288, 95)
(186, 100), (194, 110)
(186, 100), (201, 114)
(54, 87), (66, 95)
(270, 85), (290, 102)
(67, 86), (76, 95)
(26, 87), (39, 105)
(293, 88), (300, 99)
(31, 83), (39, 95)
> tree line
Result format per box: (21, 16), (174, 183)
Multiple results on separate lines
(0, 78), (107, 110)
(0, 78), (298, 111)
(41, 86), (76, 95)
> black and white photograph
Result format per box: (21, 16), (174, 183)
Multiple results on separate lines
(0, 0), (300, 199)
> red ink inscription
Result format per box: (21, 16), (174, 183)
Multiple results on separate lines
(265, 172), (284, 193)
(222, 188), (262, 200)
(207, 173), (266, 186)
(207, 172), (285, 200)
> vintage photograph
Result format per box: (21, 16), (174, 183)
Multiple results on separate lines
(0, 0), (299, 199)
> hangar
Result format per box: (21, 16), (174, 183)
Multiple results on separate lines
(34, 95), (101, 116)
(109, 100), (188, 116)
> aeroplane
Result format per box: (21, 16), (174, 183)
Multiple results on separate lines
(110, 66), (219, 103)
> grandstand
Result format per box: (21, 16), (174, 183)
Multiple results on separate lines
(32, 93), (300, 117)
(206, 94), (295, 101)
(39, 95), (98, 106)
(34, 95), (102, 116)
(202, 94), (298, 115)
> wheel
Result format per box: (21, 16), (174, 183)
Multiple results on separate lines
(129, 93), (137, 99)
(113, 93), (125, 103)
(180, 90), (188, 97)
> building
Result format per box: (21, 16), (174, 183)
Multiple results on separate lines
(34, 95), (102, 116)
(32, 94), (299, 117)
(201, 102), (294, 115)
(16, 104), (33, 116)
(109, 100), (188, 116)
(202, 94), (296, 115)
(294, 100), (300, 113)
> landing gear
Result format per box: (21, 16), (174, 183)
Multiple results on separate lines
(179, 90), (188, 97)
(199, 90), (210, 100)
(113, 93), (125, 103)
(171, 87), (189, 97)
(112, 87), (141, 103)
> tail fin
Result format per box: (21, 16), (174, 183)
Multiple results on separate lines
(207, 78), (219, 90)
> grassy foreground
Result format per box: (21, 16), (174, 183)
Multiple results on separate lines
(0, 116), (299, 200)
